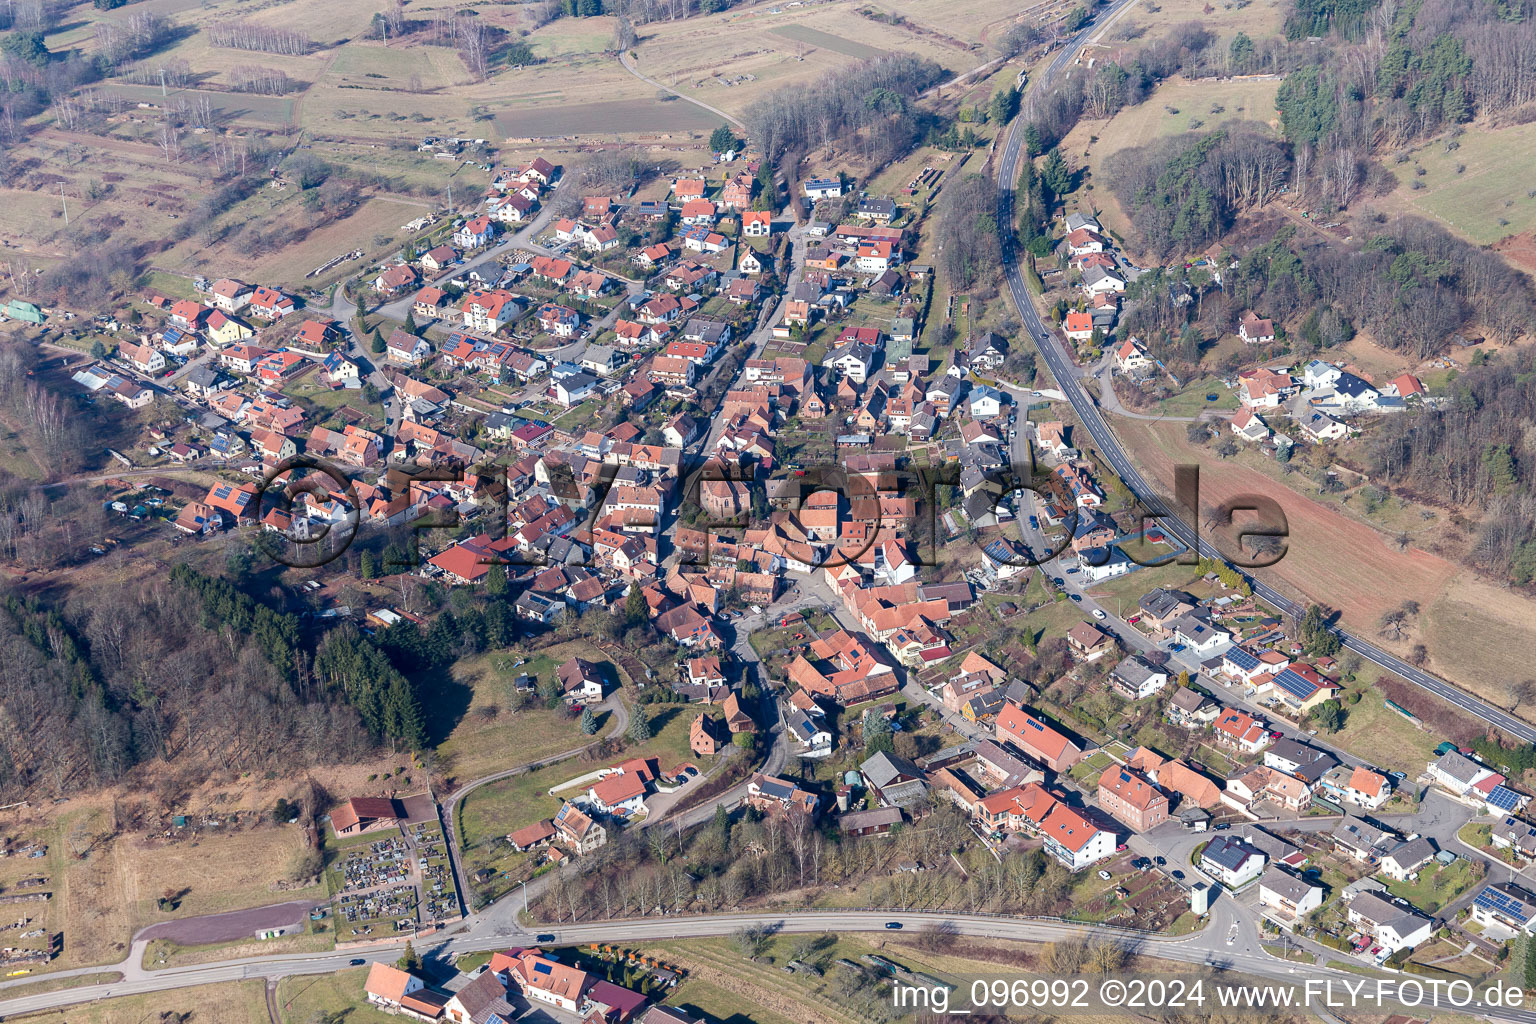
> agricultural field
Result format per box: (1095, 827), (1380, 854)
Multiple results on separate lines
(499, 98), (721, 139)
(1383, 121), (1536, 246)
(1112, 413), (1536, 718)
(627, 3), (985, 120)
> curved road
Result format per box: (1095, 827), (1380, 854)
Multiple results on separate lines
(993, 2), (1536, 747)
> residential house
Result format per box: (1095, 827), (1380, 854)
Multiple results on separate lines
(387, 330), (431, 365)
(1231, 407), (1271, 442)
(1212, 708), (1272, 754)
(206, 310), (254, 346)
(1258, 868), (1325, 925)
(1347, 889), (1432, 954)
(1167, 686), (1220, 728)
(1238, 312), (1276, 344)
(453, 215), (496, 249)
(1065, 621), (1114, 662)
(554, 801), (607, 854)
(690, 713), (724, 756)
(1379, 836), (1436, 882)
(1097, 765), (1169, 832)
(1115, 337), (1154, 374)
(745, 773), (818, 816)
(247, 285), (294, 320)
(1201, 834), (1267, 888)
(741, 210), (772, 236)
(1062, 310), (1095, 342)
(995, 703), (1081, 772)
(1471, 883), (1536, 938)
(1110, 656), (1169, 700)
(375, 263), (419, 295)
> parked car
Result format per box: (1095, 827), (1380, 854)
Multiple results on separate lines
(1172, 870), (1185, 880)
(1092, 609), (1106, 620)
(1097, 869), (1113, 880)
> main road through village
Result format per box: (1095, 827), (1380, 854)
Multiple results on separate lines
(990, 0), (1536, 748)
(5, 4), (1536, 1020)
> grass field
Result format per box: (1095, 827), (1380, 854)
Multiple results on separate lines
(1383, 121), (1536, 245)
(143, 921), (333, 971)
(1107, 0), (1288, 45)
(7, 980), (268, 1024)
(276, 965), (400, 1024)
(433, 641), (625, 782)
(1382, 855), (1484, 914)
(458, 700), (708, 843)
(1326, 683), (1441, 776)
(161, 194), (434, 290)
(108, 84), (297, 126)
(130, 826), (325, 926)
(1062, 77), (1282, 246)
(770, 24), (890, 61)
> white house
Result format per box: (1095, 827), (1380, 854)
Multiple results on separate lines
(1231, 408), (1271, 442)
(787, 707), (833, 757)
(1302, 360), (1343, 389)
(1081, 264), (1126, 296)
(1258, 868), (1324, 924)
(1110, 656), (1169, 700)
(1471, 883), (1536, 938)
(1038, 803), (1116, 871)
(1200, 835), (1267, 889)
(1347, 889), (1432, 955)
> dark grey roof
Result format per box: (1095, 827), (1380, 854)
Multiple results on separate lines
(1202, 835), (1264, 872)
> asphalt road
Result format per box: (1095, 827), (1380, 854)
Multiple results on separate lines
(11, 906), (1536, 1022)
(991, 3), (1536, 748)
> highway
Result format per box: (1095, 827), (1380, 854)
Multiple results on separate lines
(991, 2), (1536, 748)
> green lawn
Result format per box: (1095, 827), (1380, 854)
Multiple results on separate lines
(1325, 681), (1441, 777)
(668, 978), (800, 1024)
(1070, 749), (1115, 784)
(276, 966), (399, 1024)
(1383, 857), (1485, 914)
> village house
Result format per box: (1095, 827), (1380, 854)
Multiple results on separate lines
(1097, 764), (1169, 832)
(995, 703), (1081, 772)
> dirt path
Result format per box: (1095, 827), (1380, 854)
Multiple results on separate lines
(618, 51), (744, 129)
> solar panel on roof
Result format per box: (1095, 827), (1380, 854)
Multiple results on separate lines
(1475, 886), (1534, 922)
(1488, 786), (1522, 811)
(1226, 648), (1260, 670)
(1274, 669), (1315, 700)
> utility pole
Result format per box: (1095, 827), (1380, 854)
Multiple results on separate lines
(58, 182), (68, 226)
(158, 67), (166, 97)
